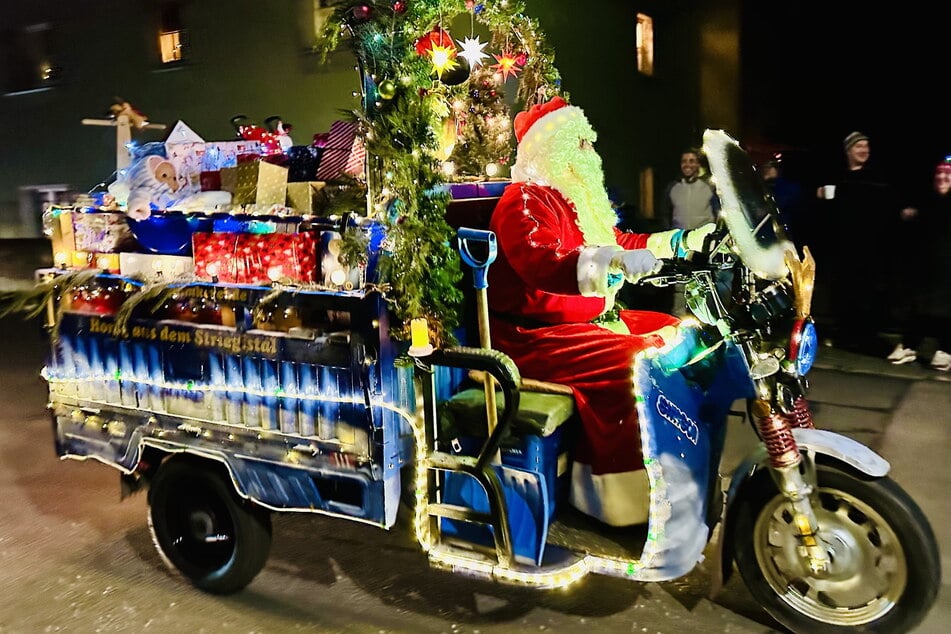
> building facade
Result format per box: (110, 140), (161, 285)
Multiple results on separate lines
(0, 0), (739, 237)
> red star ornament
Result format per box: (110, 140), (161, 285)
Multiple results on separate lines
(491, 50), (522, 81)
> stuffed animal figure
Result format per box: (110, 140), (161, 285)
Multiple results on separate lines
(109, 99), (150, 129)
(126, 154), (188, 220)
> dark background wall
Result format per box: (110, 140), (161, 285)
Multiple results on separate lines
(0, 0), (728, 235)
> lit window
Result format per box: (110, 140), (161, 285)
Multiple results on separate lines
(159, 30), (185, 63)
(639, 167), (655, 217)
(158, 3), (189, 64)
(1, 23), (61, 94)
(636, 13), (654, 76)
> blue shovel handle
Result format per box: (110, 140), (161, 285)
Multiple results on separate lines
(457, 228), (497, 290)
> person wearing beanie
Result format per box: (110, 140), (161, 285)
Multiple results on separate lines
(487, 96), (715, 527)
(815, 130), (913, 355)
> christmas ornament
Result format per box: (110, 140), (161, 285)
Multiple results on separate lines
(351, 4), (373, 22)
(414, 27), (453, 56)
(457, 36), (489, 69)
(434, 116), (458, 162)
(491, 51), (522, 81)
(378, 79), (397, 100)
(392, 0), (407, 14)
(428, 41), (458, 76)
(439, 56), (470, 86)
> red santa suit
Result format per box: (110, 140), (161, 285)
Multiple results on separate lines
(487, 97), (689, 526)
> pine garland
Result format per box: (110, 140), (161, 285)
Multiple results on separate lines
(315, 0), (563, 344)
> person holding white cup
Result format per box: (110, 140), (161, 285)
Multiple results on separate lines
(815, 130), (916, 356)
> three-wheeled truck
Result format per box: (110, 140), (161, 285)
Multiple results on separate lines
(30, 130), (942, 634)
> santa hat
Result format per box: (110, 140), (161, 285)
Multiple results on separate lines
(514, 96), (591, 145)
(511, 97), (593, 182)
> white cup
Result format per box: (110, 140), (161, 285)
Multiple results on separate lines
(823, 185), (836, 199)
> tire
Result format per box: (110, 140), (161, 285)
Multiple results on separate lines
(732, 462), (940, 634)
(148, 458), (272, 594)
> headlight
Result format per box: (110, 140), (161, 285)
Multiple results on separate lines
(788, 318), (818, 375)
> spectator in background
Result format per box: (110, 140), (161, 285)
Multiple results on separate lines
(816, 131), (914, 355)
(663, 149), (720, 231)
(886, 160), (951, 370)
(662, 148), (722, 314)
(761, 158), (805, 249)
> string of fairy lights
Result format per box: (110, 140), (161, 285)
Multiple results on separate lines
(315, 1), (564, 345)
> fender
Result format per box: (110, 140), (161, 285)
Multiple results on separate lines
(707, 428), (890, 597)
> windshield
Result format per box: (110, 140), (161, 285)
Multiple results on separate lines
(702, 129), (795, 280)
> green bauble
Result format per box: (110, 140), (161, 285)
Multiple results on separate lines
(378, 79), (397, 100)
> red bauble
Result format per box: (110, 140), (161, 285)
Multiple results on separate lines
(351, 4), (373, 22)
(516, 53), (528, 66)
(392, 0), (407, 14)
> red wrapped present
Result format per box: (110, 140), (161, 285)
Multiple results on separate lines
(200, 170), (222, 191)
(192, 231), (318, 285)
(314, 120), (365, 181)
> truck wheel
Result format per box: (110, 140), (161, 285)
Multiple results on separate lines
(148, 458), (272, 594)
(732, 463), (940, 633)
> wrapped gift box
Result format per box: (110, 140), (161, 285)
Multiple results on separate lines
(165, 121), (207, 191)
(119, 252), (194, 281)
(286, 181), (327, 214)
(446, 181), (511, 199)
(220, 160), (288, 206)
(71, 211), (136, 253)
(192, 231), (317, 285)
(68, 251), (121, 273)
(286, 145), (322, 182)
(200, 170), (222, 191)
(48, 207), (76, 266)
(202, 140), (263, 170)
(315, 120), (366, 181)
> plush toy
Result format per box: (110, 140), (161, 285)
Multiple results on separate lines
(109, 98), (150, 129)
(125, 153), (185, 219)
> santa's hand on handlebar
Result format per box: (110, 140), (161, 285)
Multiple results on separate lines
(611, 249), (662, 283)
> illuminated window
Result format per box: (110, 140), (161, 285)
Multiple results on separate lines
(158, 3), (189, 64)
(1, 23), (61, 94)
(159, 31), (186, 63)
(636, 13), (654, 76)
(639, 167), (655, 217)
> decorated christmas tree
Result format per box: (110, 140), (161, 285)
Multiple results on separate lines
(449, 63), (513, 178)
(315, 0), (563, 344)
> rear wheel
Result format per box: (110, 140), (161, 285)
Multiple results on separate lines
(733, 463), (940, 633)
(148, 458), (272, 594)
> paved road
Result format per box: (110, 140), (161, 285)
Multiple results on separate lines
(0, 241), (948, 633)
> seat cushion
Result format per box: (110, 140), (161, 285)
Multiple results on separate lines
(439, 387), (575, 443)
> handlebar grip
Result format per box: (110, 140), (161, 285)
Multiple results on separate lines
(457, 228), (498, 290)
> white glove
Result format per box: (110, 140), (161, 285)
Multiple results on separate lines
(611, 249), (661, 282)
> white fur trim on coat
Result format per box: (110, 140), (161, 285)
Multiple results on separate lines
(577, 245), (622, 297)
(570, 462), (651, 526)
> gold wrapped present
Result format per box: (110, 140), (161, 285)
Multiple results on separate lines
(286, 181), (327, 213)
(220, 160), (288, 206)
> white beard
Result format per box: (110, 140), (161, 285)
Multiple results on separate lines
(516, 147), (619, 246)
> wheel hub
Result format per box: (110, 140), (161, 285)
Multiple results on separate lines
(754, 486), (907, 625)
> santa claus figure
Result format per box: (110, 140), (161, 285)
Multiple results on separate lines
(488, 96), (714, 526)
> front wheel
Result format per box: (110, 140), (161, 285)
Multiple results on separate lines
(733, 462), (940, 634)
(148, 457), (273, 594)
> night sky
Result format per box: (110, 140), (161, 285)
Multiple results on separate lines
(741, 0), (951, 200)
